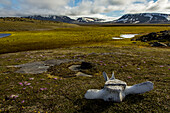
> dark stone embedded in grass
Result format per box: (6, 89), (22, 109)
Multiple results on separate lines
(80, 62), (93, 69)
(68, 62), (97, 77)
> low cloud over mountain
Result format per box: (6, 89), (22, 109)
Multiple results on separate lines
(0, 0), (170, 19)
(24, 13), (170, 24)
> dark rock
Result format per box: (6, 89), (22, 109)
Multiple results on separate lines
(69, 62), (95, 71)
(80, 62), (93, 69)
(136, 30), (170, 43)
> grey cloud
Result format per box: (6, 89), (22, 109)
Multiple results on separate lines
(67, 0), (149, 16)
(146, 0), (169, 11)
(67, 0), (128, 15)
(0, 0), (12, 6)
(107, 0), (126, 5)
(18, 0), (70, 10)
(0, 0), (169, 17)
(147, 5), (160, 11)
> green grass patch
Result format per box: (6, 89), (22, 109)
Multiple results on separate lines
(0, 26), (170, 54)
(0, 18), (78, 31)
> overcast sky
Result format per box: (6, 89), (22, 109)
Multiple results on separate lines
(0, 0), (169, 19)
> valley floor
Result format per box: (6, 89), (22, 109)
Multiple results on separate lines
(0, 23), (170, 112)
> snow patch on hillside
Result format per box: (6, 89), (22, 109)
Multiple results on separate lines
(144, 14), (153, 21)
(167, 16), (170, 21)
(69, 14), (118, 22)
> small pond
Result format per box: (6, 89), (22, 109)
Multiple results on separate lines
(0, 33), (11, 38)
(112, 34), (138, 39)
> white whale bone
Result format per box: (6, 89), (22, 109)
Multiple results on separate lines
(110, 71), (115, 80)
(103, 72), (109, 81)
(124, 81), (154, 95)
(85, 72), (154, 102)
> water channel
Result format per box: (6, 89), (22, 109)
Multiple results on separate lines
(0, 33), (11, 38)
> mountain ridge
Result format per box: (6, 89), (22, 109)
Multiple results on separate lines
(22, 13), (170, 24)
(114, 13), (170, 24)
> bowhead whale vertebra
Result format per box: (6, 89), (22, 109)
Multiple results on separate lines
(85, 72), (154, 102)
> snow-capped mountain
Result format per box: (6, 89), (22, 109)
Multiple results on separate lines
(24, 15), (76, 23)
(23, 13), (170, 24)
(24, 15), (106, 23)
(114, 13), (170, 24)
(77, 17), (105, 23)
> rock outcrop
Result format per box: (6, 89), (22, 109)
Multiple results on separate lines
(133, 30), (170, 47)
(136, 30), (170, 42)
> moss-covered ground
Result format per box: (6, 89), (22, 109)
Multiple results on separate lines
(0, 46), (170, 112)
(1, 26), (170, 54)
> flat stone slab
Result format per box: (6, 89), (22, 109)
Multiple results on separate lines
(68, 65), (81, 71)
(14, 62), (45, 68)
(16, 65), (49, 74)
(75, 72), (92, 77)
(14, 61), (49, 74)
(14, 59), (83, 74)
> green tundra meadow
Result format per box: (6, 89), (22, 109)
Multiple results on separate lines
(0, 18), (170, 112)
